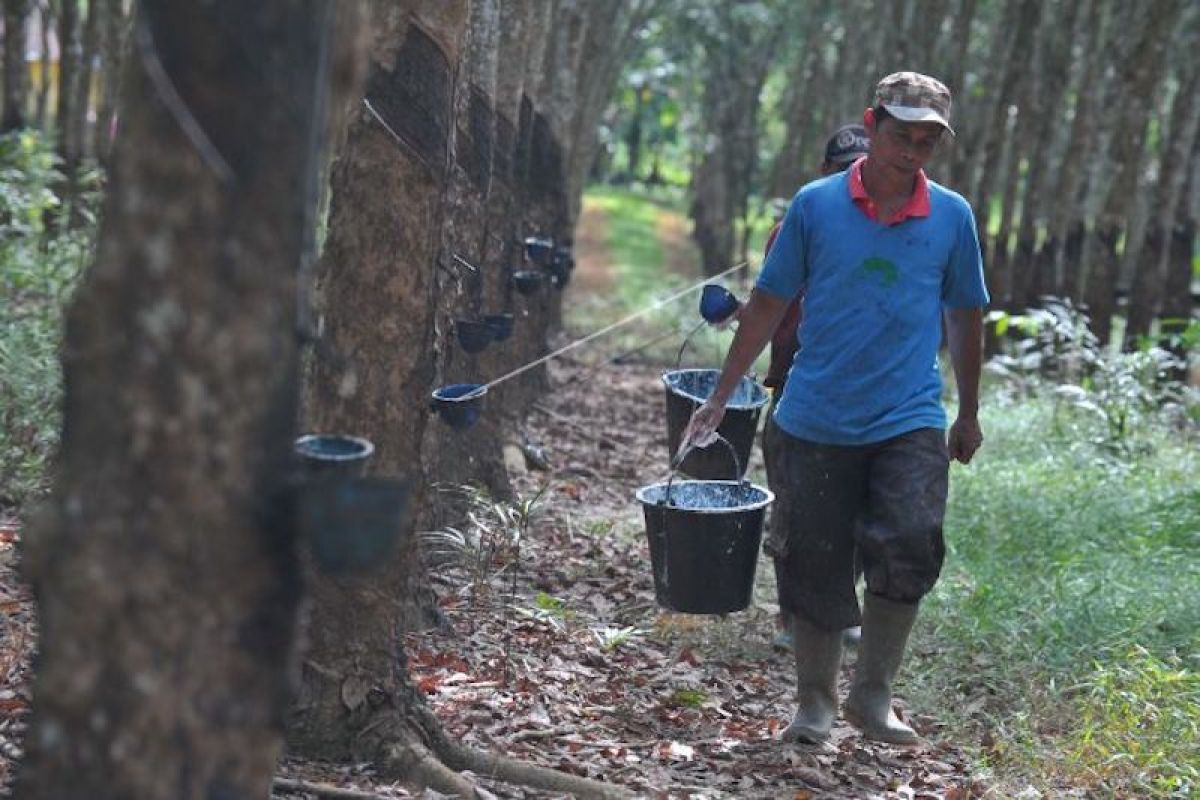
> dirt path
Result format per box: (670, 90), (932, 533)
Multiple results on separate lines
(398, 355), (983, 799)
(571, 196), (615, 295)
(393, 203), (986, 796)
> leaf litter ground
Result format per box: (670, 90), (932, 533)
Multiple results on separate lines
(395, 354), (988, 799)
(0, 358), (987, 799)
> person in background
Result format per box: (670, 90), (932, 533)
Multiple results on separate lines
(764, 123), (871, 654)
(681, 72), (987, 747)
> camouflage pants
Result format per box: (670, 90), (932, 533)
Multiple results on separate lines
(763, 419), (949, 632)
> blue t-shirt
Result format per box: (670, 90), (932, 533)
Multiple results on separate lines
(756, 170), (988, 445)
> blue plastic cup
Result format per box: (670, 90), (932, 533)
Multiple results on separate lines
(700, 284), (740, 324)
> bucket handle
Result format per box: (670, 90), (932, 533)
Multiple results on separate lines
(673, 320), (707, 371)
(662, 432), (744, 507)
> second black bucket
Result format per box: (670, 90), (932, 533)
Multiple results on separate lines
(662, 369), (768, 479)
(635, 479), (773, 614)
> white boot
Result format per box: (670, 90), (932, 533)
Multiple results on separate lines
(780, 614), (843, 743)
(844, 593), (921, 746)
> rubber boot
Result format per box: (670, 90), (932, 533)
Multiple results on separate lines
(844, 593), (921, 746)
(780, 614), (843, 744)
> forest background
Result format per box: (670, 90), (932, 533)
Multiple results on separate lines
(0, 1), (1197, 799)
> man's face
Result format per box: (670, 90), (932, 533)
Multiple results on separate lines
(865, 110), (944, 177)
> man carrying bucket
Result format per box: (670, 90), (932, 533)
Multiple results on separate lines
(681, 71), (987, 747)
(762, 123), (871, 654)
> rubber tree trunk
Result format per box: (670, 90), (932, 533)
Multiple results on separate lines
(766, 0), (833, 199)
(1123, 20), (1200, 348)
(15, 3), (348, 798)
(1159, 136), (1199, 377)
(92, 0), (127, 162)
(2, 0), (31, 131)
(1043, 0), (1112, 302)
(1012, 0), (1084, 309)
(1083, 0), (1182, 347)
(689, 4), (783, 275)
(54, 0), (81, 220)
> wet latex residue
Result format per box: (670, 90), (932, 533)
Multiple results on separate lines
(641, 481), (769, 511)
(663, 370), (767, 410)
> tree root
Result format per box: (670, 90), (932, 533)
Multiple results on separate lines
(376, 707), (636, 800)
(438, 739), (635, 800)
(273, 777), (392, 799)
(382, 733), (479, 798)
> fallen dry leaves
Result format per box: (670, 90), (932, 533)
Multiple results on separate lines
(0, 357), (990, 799)
(400, 355), (989, 798)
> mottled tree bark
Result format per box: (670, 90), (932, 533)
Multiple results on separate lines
(1124, 19), (1200, 348)
(15, 3), (350, 798)
(1012, 0), (1084, 309)
(1084, 0), (1182, 346)
(766, 0), (833, 199)
(92, 0), (128, 163)
(291, 6), (627, 796)
(689, 4), (785, 274)
(2, 0), (31, 131)
(1043, 0), (1112, 302)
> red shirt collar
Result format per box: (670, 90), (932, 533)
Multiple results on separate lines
(847, 156), (931, 225)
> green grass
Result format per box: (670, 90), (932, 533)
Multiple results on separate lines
(909, 396), (1199, 797)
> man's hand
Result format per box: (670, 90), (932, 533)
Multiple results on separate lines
(677, 399), (726, 465)
(947, 414), (983, 464)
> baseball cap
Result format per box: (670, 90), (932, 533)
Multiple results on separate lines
(824, 123), (870, 166)
(874, 71), (954, 135)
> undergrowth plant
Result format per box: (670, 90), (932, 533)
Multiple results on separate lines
(907, 299), (1199, 797)
(0, 131), (98, 509)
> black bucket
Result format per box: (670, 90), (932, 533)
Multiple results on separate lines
(662, 369), (768, 479)
(635, 479), (773, 614)
(293, 434), (375, 481)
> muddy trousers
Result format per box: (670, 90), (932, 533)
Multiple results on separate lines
(763, 423), (949, 632)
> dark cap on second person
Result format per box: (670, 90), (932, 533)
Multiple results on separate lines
(824, 123), (870, 167)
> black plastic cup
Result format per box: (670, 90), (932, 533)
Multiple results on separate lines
(524, 236), (555, 265)
(456, 319), (493, 354)
(430, 383), (487, 430)
(299, 477), (411, 575)
(293, 434), (375, 481)
(484, 313), (515, 341)
(512, 270), (545, 295)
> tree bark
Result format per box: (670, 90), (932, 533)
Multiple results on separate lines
(15, 3), (351, 798)
(689, 3), (784, 274)
(1124, 18), (1200, 348)
(1012, 0), (1084, 308)
(967, 0), (1040, 250)
(3, 0), (31, 131)
(91, 0), (127, 162)
(33, 0), (49, 127)
(54, 0), (81, 212)
(1159, 135), (1198, 339)
(1083, 0), (1183, 346)
(1043, 0), (1112, 302)
(766, 0), (833, 199)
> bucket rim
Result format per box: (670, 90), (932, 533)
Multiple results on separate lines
(635, 479), (774, 514)
(660, 369), (768, 410)
(432, 383), (488, 403)
(294, 433), (375, 461)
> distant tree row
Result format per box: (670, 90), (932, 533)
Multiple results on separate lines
(1, 0), (131, 223)
(604, 0), (1199, 350)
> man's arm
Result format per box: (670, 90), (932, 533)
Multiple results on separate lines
(680, 288), (790, 453)
(944, 306), (984, 464)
